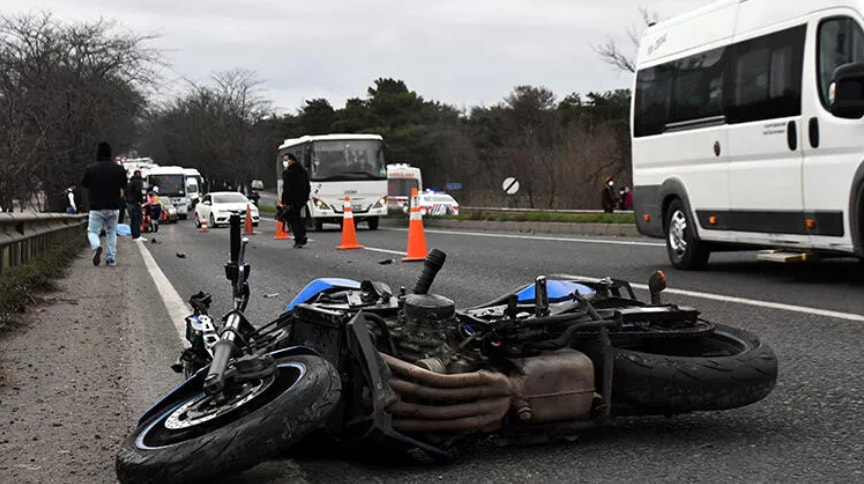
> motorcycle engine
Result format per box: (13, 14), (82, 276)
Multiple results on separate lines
(387, 293), (481, 374)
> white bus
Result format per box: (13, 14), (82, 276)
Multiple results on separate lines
(632, 0), (864, 269)
(145, 166), (192, 219)
(277, 134), (388, 231)
(386, 163), (423, 210)
(183, 168), (204, 211)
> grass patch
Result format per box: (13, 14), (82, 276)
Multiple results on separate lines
(450, 211), (635, 224)
(0, 233), (86, 332)
(257, 204), (277, 214)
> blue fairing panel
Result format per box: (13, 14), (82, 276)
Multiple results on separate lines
(286, 278), (361, 312)
(516, 280), (595, 303)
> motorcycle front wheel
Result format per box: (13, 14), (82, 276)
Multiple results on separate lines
(116, 355), (341, 484)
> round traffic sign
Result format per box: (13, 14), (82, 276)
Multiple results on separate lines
(502, 177), (520, 196)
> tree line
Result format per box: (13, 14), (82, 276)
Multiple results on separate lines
(143, 77), (632, 209)
(1, 12), (634, 212)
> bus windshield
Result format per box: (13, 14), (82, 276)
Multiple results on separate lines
(388, 178), (419, 198)
(149, 175), (186, 197)
(311, 140), (386, 181)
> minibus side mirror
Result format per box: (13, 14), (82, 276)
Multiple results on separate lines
(830, 62), (864, 119)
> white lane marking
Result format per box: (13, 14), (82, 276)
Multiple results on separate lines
(364, 246), (408, 256)
(136, 241), (191, 343)
(382, 227), (665, 247)
(552, 273), (864, 323)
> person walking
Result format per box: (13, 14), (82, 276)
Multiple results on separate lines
(601, 176), (617, 213)
(64, 185), (78, 214)
(81, 142), (127, 266)
(280, 153), (310, 248)
(126, 169), (146, 242)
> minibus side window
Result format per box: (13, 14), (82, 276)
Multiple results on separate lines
(727, 25), (806, 124)
(818, 17), (864, 108)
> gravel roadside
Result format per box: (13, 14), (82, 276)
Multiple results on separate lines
(0, 239), (183, 483)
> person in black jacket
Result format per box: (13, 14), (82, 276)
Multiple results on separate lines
(280, 152), (311, 248)
(81, 142), (128, 266)
(126, 169), (146, 241)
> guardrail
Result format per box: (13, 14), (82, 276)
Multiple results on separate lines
(0, 213), (88, 276)
(460, 206), (634, 215)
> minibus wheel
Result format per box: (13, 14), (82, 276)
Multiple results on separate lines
(664, 198), (710, 270)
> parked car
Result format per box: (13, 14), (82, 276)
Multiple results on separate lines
(194, 192), (260, 228)
(403, 192), (460, 216)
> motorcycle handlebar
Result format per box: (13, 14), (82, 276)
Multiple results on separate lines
(412, 249), (446, 295)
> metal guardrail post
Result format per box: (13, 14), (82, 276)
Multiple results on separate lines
(0, 213), (88, 277)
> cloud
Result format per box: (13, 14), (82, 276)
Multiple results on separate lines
(1, 0), (715, 112)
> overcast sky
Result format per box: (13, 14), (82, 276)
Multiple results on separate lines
(2, 0), (714, 113)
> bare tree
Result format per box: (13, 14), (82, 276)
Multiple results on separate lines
(0, 12), (158, 211)
(592, 8), (659, 73)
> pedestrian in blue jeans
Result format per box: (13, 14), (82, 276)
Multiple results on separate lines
(81, 142), (128, 266)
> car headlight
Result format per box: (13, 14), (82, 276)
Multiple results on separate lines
(373, 196), (387, 208)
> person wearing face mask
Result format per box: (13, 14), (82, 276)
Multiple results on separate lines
(601, 176), (617, 213)
(281, 152), (311, 248)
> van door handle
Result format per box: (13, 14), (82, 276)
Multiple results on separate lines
(808, 117), (820, 148)
(787, 121), (798, 151)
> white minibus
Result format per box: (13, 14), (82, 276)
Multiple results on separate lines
(632, 0), (864, 268)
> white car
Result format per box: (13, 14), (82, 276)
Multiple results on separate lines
(194, 192), (260, 228)
(403, 192), (460, 217)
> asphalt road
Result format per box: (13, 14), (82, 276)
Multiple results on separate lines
(137, 219), (864, 483)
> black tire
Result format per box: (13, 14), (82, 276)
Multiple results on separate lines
(608, 323), (777, 414)
(368, 217), (379, 230)
(664, 198), (710, 270)
(116, 355), (341, 484)
(209, 213), (218, 229)
(315, 219), (324, 232)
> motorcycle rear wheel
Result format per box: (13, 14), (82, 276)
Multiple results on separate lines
(607, 323), (777, 414)
(116, 355), (341, 484)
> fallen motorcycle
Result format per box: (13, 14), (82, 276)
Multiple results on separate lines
(116, 215), (777, 483)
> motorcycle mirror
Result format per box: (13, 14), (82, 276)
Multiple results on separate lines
(648, 271), (666, 305)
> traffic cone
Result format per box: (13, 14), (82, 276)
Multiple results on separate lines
(244, 203), (254, 235)
(336, 196), (364, 250)
(199, 217), (209, 233)
(274, 219), (291, 240)
(402, 187), (428, 262)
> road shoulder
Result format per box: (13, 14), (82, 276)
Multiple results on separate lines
(0, 238), (182, 483)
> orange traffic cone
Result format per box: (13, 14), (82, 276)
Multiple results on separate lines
(274, 218), (291, 240)
(244, 203), (254, 235)
(199, 217), (209, 233)
(402, 187), (428, 262)
(336, 196), (364, 250)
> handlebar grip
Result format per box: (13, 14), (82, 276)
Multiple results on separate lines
(412, 249), (446, 295)
(229, 214), (241, 264)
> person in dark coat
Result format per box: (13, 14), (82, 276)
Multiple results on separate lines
(81, 142), (128, 266)
(126, 169), (146, 241)
(280, 152), (311, 248)
(601, 176), (617, 213)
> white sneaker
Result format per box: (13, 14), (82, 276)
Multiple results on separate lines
(135, 237), (148, 242)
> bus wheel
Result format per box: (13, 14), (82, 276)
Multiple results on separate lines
(368, 217), (379, 230)
(665, 198), (710, 270)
